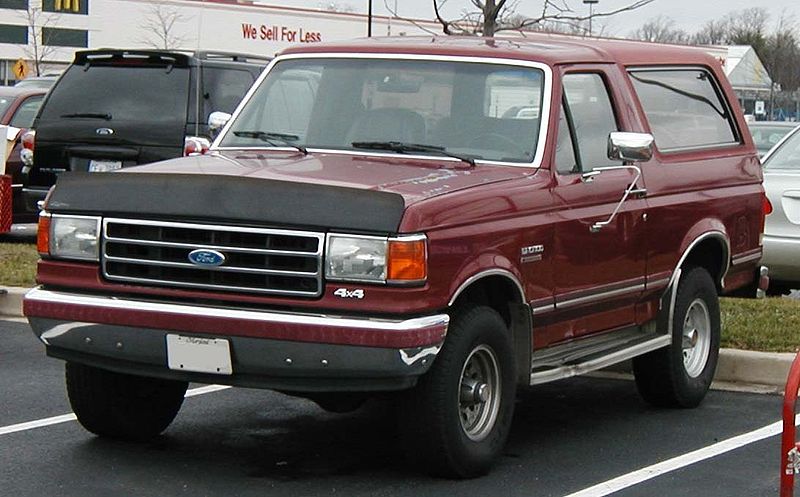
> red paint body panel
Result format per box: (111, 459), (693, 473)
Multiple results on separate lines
(27, 35), (764, 361)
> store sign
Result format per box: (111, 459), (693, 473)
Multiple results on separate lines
(241, 23), (322, 43)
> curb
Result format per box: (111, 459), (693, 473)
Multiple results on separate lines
(1, 286), (794, 391)
(0, 286), (26, 318)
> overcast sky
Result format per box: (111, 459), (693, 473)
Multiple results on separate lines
(275, 0), (800, 36)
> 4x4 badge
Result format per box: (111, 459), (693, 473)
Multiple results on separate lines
(96, 128), (114, 136)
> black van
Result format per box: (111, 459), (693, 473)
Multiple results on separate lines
(21, 49), (268, 213)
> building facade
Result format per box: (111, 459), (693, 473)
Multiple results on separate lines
(0, 0), (440, 85)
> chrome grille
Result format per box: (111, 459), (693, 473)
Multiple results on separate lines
(102, 218), (324, 297)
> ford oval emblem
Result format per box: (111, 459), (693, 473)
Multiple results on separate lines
(96, 128), (114, 136)
(188, 249), (226, 267)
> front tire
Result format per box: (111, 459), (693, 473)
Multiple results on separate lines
(633, 266), (720, 408)
(399, 306), (516, 478)
(66, 362), (188, 441)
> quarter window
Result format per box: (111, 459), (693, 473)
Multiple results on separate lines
(629, 68), (738, 151)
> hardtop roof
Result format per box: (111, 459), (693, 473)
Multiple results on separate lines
(280, 33), (720, 68)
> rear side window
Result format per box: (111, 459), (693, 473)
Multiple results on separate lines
(629, 68), (738, 152)
(189, 67), (256, 123)
(39, 64), (190, 123)
(9, 95), (43, 128)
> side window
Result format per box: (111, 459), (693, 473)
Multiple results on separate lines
(555, 100), (578, 174)
(562, 73), (619, 171)
(9, 95), (43, 128)
(202, 67), (255, 119)
(628, 68), (738, 151)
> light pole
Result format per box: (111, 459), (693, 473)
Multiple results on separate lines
(367, 0), (373, 37)
(583, 0), (598, 37)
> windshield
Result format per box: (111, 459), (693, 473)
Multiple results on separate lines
(39, 64), (190, 123)
(0, 97), (13, 118)
(749, 124), (794, 154)
(219, 58), (546, 163)
(764, 127), (800, 170)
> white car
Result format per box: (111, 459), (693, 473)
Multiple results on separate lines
(761, 124), (800, 294)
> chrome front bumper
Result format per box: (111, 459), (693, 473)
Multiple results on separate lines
(25, 288), (449, 392)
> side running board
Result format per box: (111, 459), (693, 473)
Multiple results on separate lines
(529, 324), (670, 385)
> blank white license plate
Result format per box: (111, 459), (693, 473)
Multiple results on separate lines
(88, 160), (122, 172)
(166, 335), (232, 375)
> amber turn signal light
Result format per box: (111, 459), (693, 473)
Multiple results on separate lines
(37, 213), (50, 255)
(387, 238), (427, 282)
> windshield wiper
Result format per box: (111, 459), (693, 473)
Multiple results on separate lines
(233, 130), (308, 155)
(61, 112), (112, 120)
(351, 141), (476, 167)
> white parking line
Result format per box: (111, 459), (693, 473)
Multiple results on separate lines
(0, 384), (231, 437)
(564, 414), (799, 497)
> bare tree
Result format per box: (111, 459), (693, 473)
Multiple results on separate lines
(690, 18), (730, 45)
(726, 7), (769, 51)
(18, 4), (61, 77)
(762, 13), (800, 93)
(629, 15), (689, 44)
(139, 2), (191, 50)
(431, 0), (657, 37)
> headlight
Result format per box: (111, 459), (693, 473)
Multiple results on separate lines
(326, 233), (427, 285)
(326, 235), (387, 282)
(47, 214), (101, 261)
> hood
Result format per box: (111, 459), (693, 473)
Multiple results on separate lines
(124, 150), (530, 205)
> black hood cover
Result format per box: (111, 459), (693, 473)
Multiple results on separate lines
(46, 172), (406, 234)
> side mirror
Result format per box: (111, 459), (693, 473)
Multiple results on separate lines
(607, 132), (654, 162)
(208, 111), (232, 138)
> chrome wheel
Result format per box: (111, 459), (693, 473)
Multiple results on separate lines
(458, 344), (501, 441)
(682, 298), (711, 378)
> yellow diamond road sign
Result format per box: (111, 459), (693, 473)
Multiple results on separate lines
(13, 59), (30, 80)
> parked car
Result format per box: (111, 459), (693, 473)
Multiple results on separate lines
(761, 125), (800, 294)
(0, 86), (47, 224)
(747, 121), (798, 158)
(24, 36), (767, 478)
(14, 75), (59, 89)
(19, 49), (269, 217)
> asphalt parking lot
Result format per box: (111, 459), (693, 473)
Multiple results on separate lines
(0, 317), (790, 497)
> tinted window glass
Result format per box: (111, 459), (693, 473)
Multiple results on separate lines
(39, 64), (189, 123)
(562, 73), (619, 170)
(9, 95), (43, 128)
(196, 67), (255, 121)
(764, 129), (800, 170)
(629, 68), (737, 151)
(222, 58), (545, 163)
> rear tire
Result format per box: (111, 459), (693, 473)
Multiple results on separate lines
(399, 306), (516, 478)
(66, 362), (188, 441)
(633, 267), (720, 408)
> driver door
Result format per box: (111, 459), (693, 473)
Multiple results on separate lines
(546, 68), (648, 343)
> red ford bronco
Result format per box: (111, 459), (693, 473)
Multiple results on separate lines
(25, 35), (769, 478)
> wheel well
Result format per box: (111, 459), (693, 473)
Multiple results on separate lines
(450, 275), (522, 327)
(682, 237), (727, 291)
(449, 274), (531, 385)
